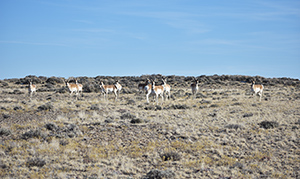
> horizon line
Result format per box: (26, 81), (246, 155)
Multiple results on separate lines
(1, 73), (299, 80)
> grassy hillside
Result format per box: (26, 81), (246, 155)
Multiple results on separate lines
(0, 75), (299, 178)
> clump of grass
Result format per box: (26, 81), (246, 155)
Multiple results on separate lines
(144, 105), (156, 110)
(130, 118), (144, 124)
(10, 89), (24, 94)
(89, 104), (100, 110)
(13, 106), (23, 111)
(26, 157), (46, 168)
(38, 103), (53, 111)
(0, 128), (12, 136)
(121, 113), (136, 119)
(104, 118), (113, 123)
(61, 124), (82, 138)
(45, 123), (82, 138)
(168, 104), (190, 109)
(0, 161), (8, 169)
(232, 102), (242, 106)
(44, 123), (58, 131)
(2, 114), (10, 119)
(59, 139), (69, 146)
(144, 169), (175, 179)
(225, 124), (244, 130)
(243, 113), (253, 118)
(199, 100), (211, 104)
(160, 151), (181, 161)
(21, 128), (47, 140)
(127, 99), (136, 105)
(210, 104), (219, 108)
(155, 105), (163, 110)
(258, 121), (279, 129)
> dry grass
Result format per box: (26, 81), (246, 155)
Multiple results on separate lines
(0, 79), (299, 178)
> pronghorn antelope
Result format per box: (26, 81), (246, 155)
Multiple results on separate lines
(162, 78), (171, 100)
(145, 79), (153, 103)
(191, 77), (199, 99)
(251, 81), (264, 101)
(28, 81), (36, 97)
(115, 80), (122, 95)
(75, 79), (83, 95)
(151, 80), (164, 104)
(138, 78), (150, 93)
(100, 81), (118, 101)
(65, 80), (79, 96)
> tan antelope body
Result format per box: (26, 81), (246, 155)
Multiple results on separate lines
(138, 79), (150, 93)
(145, 80), (153, 103)
(191, 78), (199, 99)
(100, 81), (118, 101)
(162, 78), (171, 100)
(66, 81), (79, 96)
(251, 81), (264, 101)
(28, 81), (36, 97)
(75, 80), (83, 95)
(115, 80), (122, 95)
(151, 80), (164, 104)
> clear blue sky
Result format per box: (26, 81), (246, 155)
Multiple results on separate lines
(1, 0), (299, 79)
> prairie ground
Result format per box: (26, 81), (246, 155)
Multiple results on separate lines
(0, 77), (299, 178)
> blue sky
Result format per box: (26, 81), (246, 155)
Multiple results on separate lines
(1, 0), (299, 79)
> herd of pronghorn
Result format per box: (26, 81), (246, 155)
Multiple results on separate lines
(27, 77), (264, 102)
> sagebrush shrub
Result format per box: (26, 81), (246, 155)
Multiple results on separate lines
(258, 121), (279, 129)
(160, 152), (181, 161)
(38, 103), (53, 111)
(26, 157), (46, 168)
(0, 128), (12, 136)
(21, 129), (47, 140)
(145, 169), (175, 179)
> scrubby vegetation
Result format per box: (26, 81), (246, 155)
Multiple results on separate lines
(0, 74), (299, 178)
